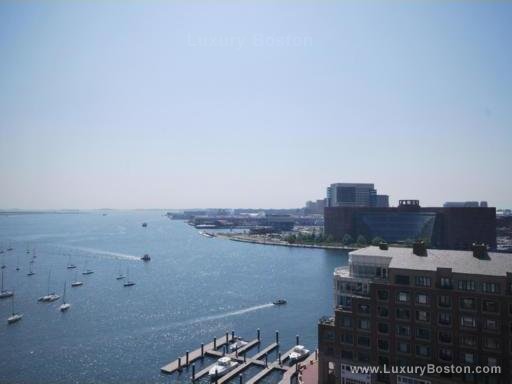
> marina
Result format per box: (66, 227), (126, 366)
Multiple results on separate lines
(161, 329), (309, 384)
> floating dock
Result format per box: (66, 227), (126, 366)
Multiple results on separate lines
(160, 329), (309, 384)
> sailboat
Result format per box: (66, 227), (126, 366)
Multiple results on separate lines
(16, 254), (20, 271)
(66, 254), (76, 269)
(27, 261), (35, 276)
(116, 263), (125, 280)
(38, 271), (60, 302)
(0, 270), (14, 298)
(59, 282), (71, 311)
(26, 243), (30, 254)
(82, 261), (94, 275)
(7, 294), (23, 324)
(1, 254), (6, 269)
(71, 271), (83, 287)
(123, 268), (135, 287)
(7, 241), (13, 252)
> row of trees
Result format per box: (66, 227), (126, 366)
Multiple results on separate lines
(283, 231), (431, 247)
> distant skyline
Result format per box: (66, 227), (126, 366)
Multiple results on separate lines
(1, 1), (511, 209)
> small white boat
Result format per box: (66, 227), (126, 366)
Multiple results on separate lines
(229, 337), (248, 352)
(199, 231), (215, 238)
(71, 271), (83, 287)
(82, 262), (93, 275)
(59, 282), (71, 312)
(38, 271), (60, 302)
(288, 345), (310, 365)
(208, 357), (238, 379)
(0, 270), (14, 299)
(7, 296), (22, 324)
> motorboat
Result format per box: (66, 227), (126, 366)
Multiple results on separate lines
(142, 222), (148, 228)
(199, 231), (215, 238)
(208, 357), (238, 380)
(141, 254), (151, 261)
(273, 299), (287, 305)
(288, 345), (310, 365)
(229, 337), (248, 352)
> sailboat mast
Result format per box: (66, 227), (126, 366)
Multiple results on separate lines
(47, 271), (51, 295)
(1, 269), (4, 291)
(63, 282), (67, 304)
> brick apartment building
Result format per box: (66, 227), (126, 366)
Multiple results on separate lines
(318, 243), (512, 384)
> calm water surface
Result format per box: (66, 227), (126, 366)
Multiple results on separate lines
(0, 212), (348, 383)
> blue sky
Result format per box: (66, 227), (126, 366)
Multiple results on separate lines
(0, 1), (511, 209)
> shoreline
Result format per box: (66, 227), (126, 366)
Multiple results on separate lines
(217, 233), (358, 251)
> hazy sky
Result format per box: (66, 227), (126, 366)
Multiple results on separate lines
(1, 1), (511, 209)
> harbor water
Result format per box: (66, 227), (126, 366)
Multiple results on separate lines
(0, 211), (348, 383)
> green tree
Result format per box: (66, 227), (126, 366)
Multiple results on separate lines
(371, 236), (384, 246)
(286, 234), (296, 244)
(326, 235), (335, 243)
(356, 235), (368, 246)
(342, 234), (353, 245)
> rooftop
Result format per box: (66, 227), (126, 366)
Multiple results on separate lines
(350, 246), (512, 277)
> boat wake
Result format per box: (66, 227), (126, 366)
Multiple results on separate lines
(62, 245), (140, 261)
(183, 303), (274, 326)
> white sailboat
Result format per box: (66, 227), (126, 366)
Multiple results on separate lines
(66, 254), (76, 269)
(123, 267), (135, 287)
(71, 271), (83, 287)
(82, 261), (94, 275)
(38, 271), (60, 302)
(27, 261), (35, 276)
(7, 294), (23, 324)
(59, 282), (71, 311)
(0, 270), (14, 299)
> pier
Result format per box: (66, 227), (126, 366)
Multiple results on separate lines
(160, 329), (310, 384)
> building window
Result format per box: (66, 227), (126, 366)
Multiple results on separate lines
(415, 276), (432, 288)
(488, 357), (498, 366)
(482, 300), (499, 313)
(397, 291), (410, 304)
(415, 293), (429, 305)
(357, 352), (370, 363)
(379, 355), (389, 366)
(358, 303), (370, 314)
(378, 323), (389, 334)
(357, 335), (370, 347)
(482, 282), (500, 294)
(439, 348), (452, 362)
(458, 280), (476, 291)
(378, 339), (389, 351)
(395, 275), (410, 285)
(484, 337), (500, 350)
(396, 324), (411, 337)
(461, 315), (477, 328)
(341, 317), (352, 328)
(341, 350), (353, 360)
(358, 318), (370, 330)
(340, 333), (353, 345)
(440, 277), (452, 289)
(460, 298), (476, 310)
(377, 290), (389, 301)
(397, 341), (411, 354)
(483, 319), (499, 332)
(378, 306), (389, 318)
(397, 376), (431, 384)
(463, 352), (476, 364)
(438, 295), (451, 308)
(415, 310), (430, 323)
(460, 335), (477, 347)
(396, 308), (411, 321)
(416, 327), (430, 341)
(438, 330), (452, 344)
(438, 312), (451, 326)
(415, 344), (431, 358)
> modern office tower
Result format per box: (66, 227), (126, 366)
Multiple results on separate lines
(324, 200), (496, 250)
(326, 183), (388, 208)
(318, 243), (511, 384)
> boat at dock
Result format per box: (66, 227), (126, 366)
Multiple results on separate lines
(208, 357), (238, 380)
(228, 337), (248, 352)
(288, 345), (310, 365)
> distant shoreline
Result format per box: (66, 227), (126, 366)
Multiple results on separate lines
(217, 233), (358, 251)
(0, 211), (82, 215)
